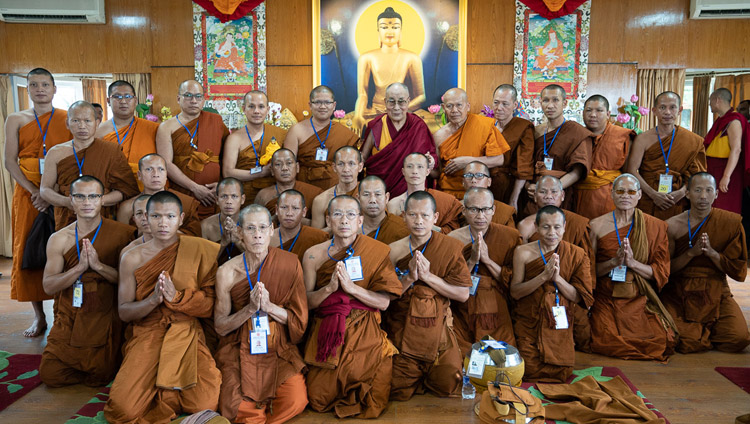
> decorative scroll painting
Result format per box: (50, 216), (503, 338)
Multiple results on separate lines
(513, 0), (589, 124)
(193, 2), (267, 129)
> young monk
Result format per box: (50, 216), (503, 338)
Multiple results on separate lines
(201, 178), (246, 265)
(358, 175), (409, 245)
(310, 146), (363, 229)
(269, 189), (329, 263)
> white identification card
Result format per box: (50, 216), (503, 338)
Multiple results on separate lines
(250, 166), (262, 174)
(39, 158), (45, 174)
(482, 340), (507, 350)
(250, 330), (268, 354)
(345, 256), (364, 281)
(658, 174), (673, 193)
(544, 156), (554, 171)
(469, 275), (480, 296)
(72, 280), (83, 308)
(552, 305), (569, 330)
(315, 147), (328, 161)
(611, 265), (627, 282)
(467, 350), (487, 378)
(252, 311), (270, 334)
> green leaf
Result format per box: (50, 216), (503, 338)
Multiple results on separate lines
(16, 370), (38, 380)
(0, 371), (8, 380)
(528, 385), (546, 400)
(6, 383), (23, 393)
(87, 397), (106, 404)
(571, 367), (612, 383)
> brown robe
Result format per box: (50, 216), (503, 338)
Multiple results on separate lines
(296, 121), (359, 190)
(662, 208), (750, 353)
(104, 236), (222, 424)
(427, 188), (463, 233)
(236, 124), (287, 206)
(458, 200), (516, 229)
(102, 117), (159, 186)
(54, 139), (140, 231)
(512, 241), (594, 382)
(215, 248), (307, 420)
(305, 235), (401, 418)
(281, 225), (330, 263)
(389, 231), (471, 400)
(451, 223), (520, 356)
(40, 218), (134, 387)
(490, 117), (535, 204)
(637, 126), (706, 220)
(367, 212), (409, 245)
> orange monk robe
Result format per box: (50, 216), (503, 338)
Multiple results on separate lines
(280, 225), (330, 263)
(637, 126), (706, 220)
(215, 248), (308, 422)
(40, 219), (134, 387)
(367, 212), (409, 245)
(427, 188), (463, 233)
(438, 114), (510, 199)
(490, 117), (535, 204)
(574, 123), (636, 219)
(11, 108), (72, 302)
(512, 241), (594, 382)
(264, 181), (323, 219)
(662, 208), (750, 353)
(170, 189), (202, 237)
(170, 111), (230, 219)
(458, 200), (516, 229)
(296, 122), (359, 190)
(451, 223), (520, 356)
(54, 139), (139, 231)
(236, 124), (287, 207)
(104, 236), (222, 423)
(388, 231), (471, 400)
(590, 210), (675, 361)
(101, 117), (159, 189)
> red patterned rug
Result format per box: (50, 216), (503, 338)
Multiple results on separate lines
(0, 350), (43, 412)
(715, 367), (750, 394)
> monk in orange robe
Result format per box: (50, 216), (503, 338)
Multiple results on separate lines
(121, 194), (153, 257)
(104, 191), (222, 423)
(510, 206), (594, 382)
(201, 178), (246, 265)
(283, 85), (359, 190)
(433, 88), (510, 199)
(214, 205), (308, 422)
(448, 188), (520, 355)
(39, 176), (133, 387)
(388, 191), (471, 400)
(97, 80), (158, 188)
(269, 189), (329, 263)
(254, 148), (322, 221)
(589, 174), (677, 361)
(311, 146), (363, 229)
(458, 161), (516, 228)
(303, 195), (401, 418)
(626, 91), (707, 220)
(358, 175), (409, 245)
(575, 95), (636, 219)
(663, 172), (750, 353)
(4, 68), (73, 337)
(156, 80), (230, 219)
(40, 101), (139, 231)
(489, 84), (535, 211)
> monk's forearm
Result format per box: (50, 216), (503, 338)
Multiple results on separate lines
(510, 273), (546, 300)
(43, 266), (85, 295)
(224, 167), (257, 182)
(215, 304), (254, 336)
(628, 259), (654, 280)
(706, 250), (724, 271)
(510, 179), (526, 206)
(484, 260), (503, 282)
(102, 190), (124, 207)
(560, 166), (584, 189)
(596, 257), (619, 277)
(307, 284), (335, 309)
(265, 302), (289, 324)
(723, 150), (741, 181)
(555, 276), (580, 303)
(344, 283), (390, 311)
(423, 273), (470, 302)
(670, 253), (693, 274)
(477, 155), (504, 169)
(40, 186), (72, 208)
(91, 263), (118, 284)
(166, 162), (199, 192)
(119, 297), (160, 322)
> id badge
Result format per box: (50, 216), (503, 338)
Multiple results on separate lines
(252, 311), (271, 334)
(543, 156), (554, 171)
(250, 330), (268, 355)
(344, 256), (364, 281)
(467, 350), (487, 378)
(658, 174), (673, 193)
(250, 166), (263, 174)
(469, 275), (480, 296)
(315, 147), (328, 161)
(39, 158), (45, 175)
(611, 265), (627, 282)
(72, 280), (83, 308)
(552, 305), (568, 330)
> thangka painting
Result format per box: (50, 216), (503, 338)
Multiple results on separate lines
(193, 2), (267, 129)
(513, 0), (589, 124)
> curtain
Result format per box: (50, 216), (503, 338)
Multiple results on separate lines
(0, 76), (15, 256)
(714, 73), (750, 109)
(636, 69), (686, 132)
(113, 73), (152, 106)
(692, 76), (711, 137)
(82, 78), (108, 120)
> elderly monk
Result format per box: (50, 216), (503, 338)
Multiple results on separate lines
(254, 148), (322, 221)
(311, 146), (363, 229)
(458, 161), (516, 228)
(705, 88), (749, 214)
(663, 172), (750, 353)
(526, 84), (593, 215)
(96, 80), (158, 186)
(117, 153), (201, 236)
(388, 190), (471, 400)
(283, 85), (359, 190)
(156, 79), (230, 219)
(510, 206), (593, 382)
(39, 176), (134, 387)
(104, 191), (221, 423)
(303, 195), (401, 418)
(626, 91), (706, 220)
(388, 152), (463, 232)
(40, 101), (138, 231)
(574, 95), (636, 219)
(433, 88), (509, 199)
(121, 194), (153, 257)
(358, 175), (409, 244)
(214, 204), (308, 422)
(361, 82), (437, 196)
(448, 187), (520, 355)
(223, 90), (287, 206)
(202, 178), (246, 265)
(589, 174), (676, 361)
(4, 68), (73, 337)
(490, 84), (535, 210)
(270, 189), (329, 262)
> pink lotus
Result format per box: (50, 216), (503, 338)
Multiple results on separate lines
(630, 94), (639, 103)
(146, 94), (154, 102)
(616, 113), (631, 124)
(333, 109), (346, 119)
(428, 104), (441, 114)
(145, 113), (159, 122)
(638, 106), (649, 115)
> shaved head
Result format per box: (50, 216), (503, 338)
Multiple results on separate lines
(109, 80), (135, 96)
(542, 84), (566, 99)
(463, 187), (494, 204)
(244, 89), (268, 104)
(655, 91), (681, 106)
(147, 190), (183, 214)
(179, 79), (203, 94)
(537, 175), (564, 191)
(403, 152), (429, 168)
(334, 145), (362, 163)
(386, 82), (409, 97)
(687, 171), (716, 190)
(710, 88), (732, 104)
(405, 190), (436, 213)
(27, 67), (55, 85)
(613, 173), (641, 191)
(310, 85), (335, 102)
(217, 177), (245, 196)
(68, 100), (97, 118)
(493, 84), (518, 100)
(327, 195), (361, 215)
(443, 87), (468, 103)
(585, 94), (610, 111)
(239, 204), (272, 226)
(138, 153), (166, 170)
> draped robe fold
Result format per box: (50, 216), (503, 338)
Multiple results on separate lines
(295, 122), (359, 190)
(235, 124), (287, 206)
(102, 117), (159, 188)
(490, 117), (535, 204)
(366, 212), (410, 245)
(280, 225), (329, 263)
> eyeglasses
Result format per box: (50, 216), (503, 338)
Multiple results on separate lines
(330, 211), (359, 220)
(310, 100), (334, 107)
(614, 189), (639, 195)
(244, 224), (271, 233)
(465, 206), (494, 215)
(386, 99), (409, 107)
(463, 172), (489, 180)
(71, 193), (103, 202)
(180, 93), (204, 100)
(110, 94), (135, 101)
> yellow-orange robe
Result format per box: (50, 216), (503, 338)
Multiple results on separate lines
(101, 117), (159, 188)
(236, 124), (287, 206)
(296, 122), (359, 190)
(491, 117), (535, 204)
(366, 212), (409, 245)
(264, 181), (323, 220)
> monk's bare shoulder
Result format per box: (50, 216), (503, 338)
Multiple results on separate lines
(5, 109), (35, 132)
(200, 214), (220, 240)
(254, 186), (275, 205)
(632, 128), (658, 150)
(388, 237), (410, 263)
(589, 214), (613, 238)
(387, 194), (406, 215)
(48, 224), (75, 254)
(120, 241), (151, 273)
(302, 241), (328, 269)
(432, 125), (453, 146)
(516, 216), (535, 241)
(446, 226), (469, 243)
(665, 212), (688, 238)
(514, 241), (537, 262)
(157, 117), (181, 136)
(95, 120), (115, 137)
(217, 255), (243, 288)
(312, 187), (335, 208)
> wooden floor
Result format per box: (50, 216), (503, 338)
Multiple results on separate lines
(0, 256), (748, 424)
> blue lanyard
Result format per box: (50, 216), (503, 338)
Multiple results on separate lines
(177, 116), (199, 149)
(327, 239), (354, 262)
(469, 231), (479, 274)
(75, 219), (103, 278)
(34, 108), (55, 156)
(409, 234), (432, 258)
(538, 240), (559, 306)
(543, 119), (565, 156)
(242, 252), (266, 291)
(656, 126), (675, 174)
(362, 224), (382, 240)
(244, 125), (264, 167)
(612, 211), (634, 247)
(310, 118), (332, 150)
(219, 223), (234, 259)
(280, 228), (301, 251)
(113, 117), (135, 146)
(72, 145), (85, 177)
(687, 210), (710, 248)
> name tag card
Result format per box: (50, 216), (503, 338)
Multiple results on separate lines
(72, 280), (83, 308)
(543, 157), (554, 171)
(39, 158), (45, 174)
(467, 350), (487, 378)
(315, 148), (328, 162)
(658, 174), (673, 193)
(250, 166), (262, 174)
(252, 311), (270, 334)
(250, 330), (268, 354)
(469, 275), (480, 296)
(552, 305), (569, 330)
(344, 256), (364, 281)
(611, 265), (627, 282)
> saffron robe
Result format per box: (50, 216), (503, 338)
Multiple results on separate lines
(366, 212), (409, 245)
(235, 123), (287, 206)
(704, 109), (749, 214)
(490, 117), (535, 204)
(264, 180), (323, 219)
(428, 188), (463, 233)
(102, 117), (159, 187)
(296, 121), (359, 190)
(170, 189), (202, 237)
(280, 225), (329, 263)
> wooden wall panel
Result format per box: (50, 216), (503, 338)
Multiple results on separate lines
(465, 65), (513, 113)
(150, 67), (195, 115)
(267, 66), (313, 118)
(266, 0), (312, 66)
(586, 64), (638, 111)
(467, 0), (514, 64)
(150, 0), (194, 67)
